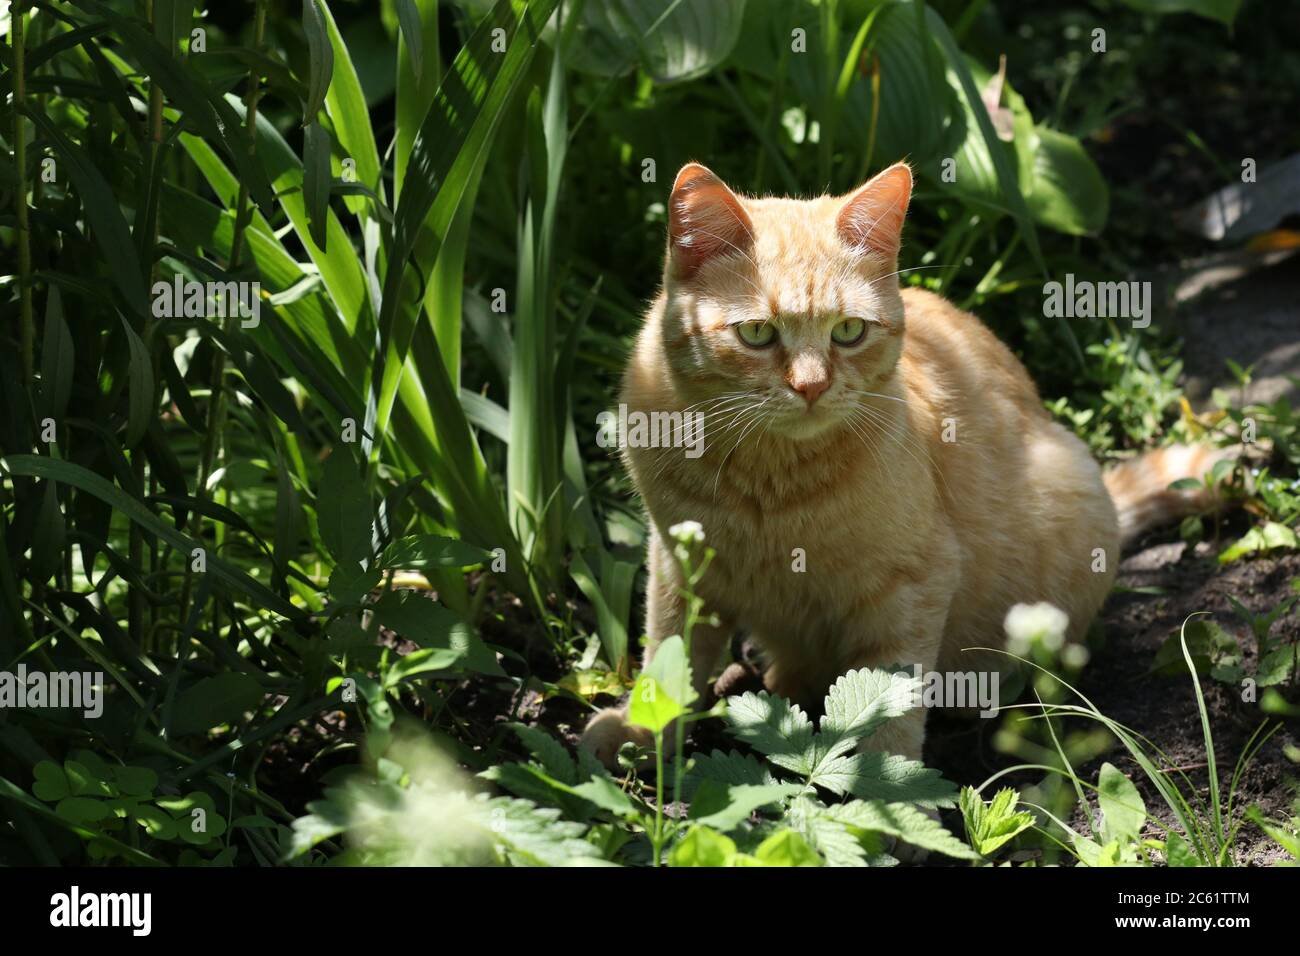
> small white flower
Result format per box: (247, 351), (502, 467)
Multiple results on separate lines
(1004, 602), (1069, 655)
(1062, 643), (1090, 670)
(668, 520), (705, 546)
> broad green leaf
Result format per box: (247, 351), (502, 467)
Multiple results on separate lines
(383, 647), (466, 687)
(113, 766), (159, 798)
(751, 828), (822, 867)
(1165, 830), (1201, 866)
(1098, 762), (1147, 845)
(1219, 521), (1298, 564)
(569, 775), (639, 820)
(32, 761), (70, 802)
(371, 591), (505, 676)
(380, 534), (493, 571)
(317, 448), (372, 568)
(55, 796), (111, 825)
(669, 825), (738, 867)
(554, 0), (748, 83)
(814, 751), (959, 809)
(169, 673), (265, 736)
(643, 635), (696, 709)
(683, 749), (779, 794)
(627, 675), (683, 735)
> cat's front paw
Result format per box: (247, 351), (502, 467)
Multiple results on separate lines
(579, 707), (654, 770)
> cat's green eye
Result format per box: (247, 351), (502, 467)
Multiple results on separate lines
(735, 321), (777, 348)
(831, 317), (867, 346)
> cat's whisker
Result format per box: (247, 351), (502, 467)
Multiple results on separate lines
(711, 399), (772, 498)
(849, 404), (954, 500)
(844, 387), (908, 405)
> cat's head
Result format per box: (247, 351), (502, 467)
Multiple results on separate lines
(658, 162), (912, 440)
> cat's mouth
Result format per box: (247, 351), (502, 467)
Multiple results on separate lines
(769, 401), (846, 439)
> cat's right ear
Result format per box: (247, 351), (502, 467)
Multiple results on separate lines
(668, 163), (754, 280)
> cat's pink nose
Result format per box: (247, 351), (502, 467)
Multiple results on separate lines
(792, 377), (830, 405)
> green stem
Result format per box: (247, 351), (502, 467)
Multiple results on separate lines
(12, 4), (33, 386)
(178, 0), (267, 625)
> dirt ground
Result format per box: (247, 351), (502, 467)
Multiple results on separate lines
(923, 517), (1300, 866)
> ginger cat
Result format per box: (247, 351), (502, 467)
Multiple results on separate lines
(581, 161), (1221, 767)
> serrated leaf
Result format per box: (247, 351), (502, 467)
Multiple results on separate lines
(683, 749), (778, 798)
(508, 723), (577, 785)
(814, 751), (958, 808)
(825, 800), (981, 861)
(380, 534), (493, 570)
(960, 786), (1035, 857)
(1165, 830), (1201, 866)
(817, 667), (919, 764)
(724, 690), (815, 774)
(482, 795), (604, 866)
(687, 781), (800, 832)
(569, 775), (638, 820)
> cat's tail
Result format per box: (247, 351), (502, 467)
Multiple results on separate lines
(1102, 443), (1235, 548)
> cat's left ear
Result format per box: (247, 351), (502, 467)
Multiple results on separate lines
(837, 162), (913, 261)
